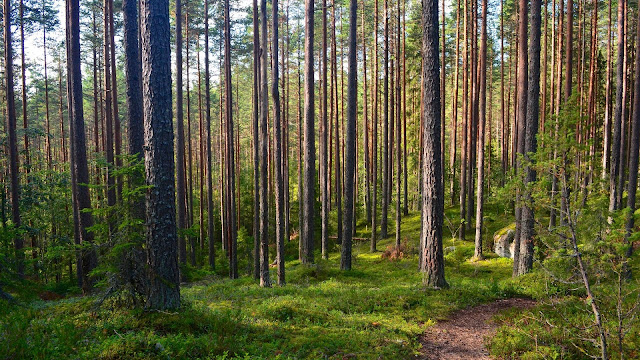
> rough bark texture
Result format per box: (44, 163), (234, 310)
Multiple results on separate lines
(519, 0), (541, 276)
(419, 0), (447, 289)
(301, 0), (316, 264)
(512, 0), (528, 277)
(259, 0), (271, 286)
(68, 0), (97, 292)
(272, 0), (285, 284)
(341, 0), (357, 271)
(610, 0), (626, 212)
(474, 0), (488, 261)
(140, 0), (181, 309)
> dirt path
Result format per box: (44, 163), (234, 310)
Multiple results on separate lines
(419, 298), (536, 360)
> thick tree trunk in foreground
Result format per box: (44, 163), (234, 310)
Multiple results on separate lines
(140, 0), (180, 309)
(419, 0), (447, 289)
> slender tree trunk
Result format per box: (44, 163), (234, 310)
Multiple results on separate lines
(4, 0), (24, 277)
(371, 0), (379, 252)
(252, 0), (260, 279)
(321, 0), (329, 259)
(205, 0), (215, 271)
(68, 0), (98, 292)
(513, 0), (529, 276)
(259, 0), (272, 286)
(624, 1), (640, 262)
(474, 0), (488, 260)
(518, 0), (541, 276)
(272, 0), (285, 285)
(420, 0), (447, 289)
(341, 0), (357, 270)
(223, 0), (238, 279)
(381, 0), (389, 240)
(362, 0), (371, 226)
(603, 0), (613, 179)
(175, 0), (188, 265)
(301, 0), (316, 264)
(450, 0), (460, 202)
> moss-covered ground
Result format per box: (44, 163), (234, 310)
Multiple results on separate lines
(0, 203), (547, 359)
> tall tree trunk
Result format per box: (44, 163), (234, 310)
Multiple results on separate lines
(611, 0), (625, 211)
(4, 0), (24, 277)
(67, 0), (97, 292)
(371, 0), (379, 252)
(362, 0), (371, 226)
(395, 0), (402, 248)
(341, 0), (357, 271)
(252, 0), (260, 279)
(301, 0), (316, 264)
(333, 2), (342, 246)
(512, 0), (529, 276)
(321, 0), (329, 259)
(175, 0), (187, 265)
(603, 0), (613, 179)
(259, 0), (272, 286)
(20, 0), (29, 178)
(518, 0), (541, 276)
(450, 0), (460, 202)
(223, 0), (238, 279)
(381, 0), (389, 240)
(272, 0), (285, 285)
(204, 0), (215, 271)
(140, 0), (180, 309)
(420, 0), (447, 289)
(624, 0), (640, 263)
(474, 0), (488, 261)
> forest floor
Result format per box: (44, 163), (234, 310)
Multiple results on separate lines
(419, 297), (537, 360)
(1, 202), (544, 359)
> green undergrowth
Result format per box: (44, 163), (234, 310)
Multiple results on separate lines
(1, 203), (528, 359)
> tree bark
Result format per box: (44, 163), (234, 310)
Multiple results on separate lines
(272, 0), (285, 285)
(474, 0), (488, 261)
(259, 0), (272, 286)
(5, 0), (24, 277)
(420, 0), (447, 289)
(301, 0), (316, 264)
(140, 0), (180, 309)
(518, 0), (541, 276)
(341, 0), (357, 271)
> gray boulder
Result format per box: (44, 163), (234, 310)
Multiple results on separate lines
(494, 228), (516, 258)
